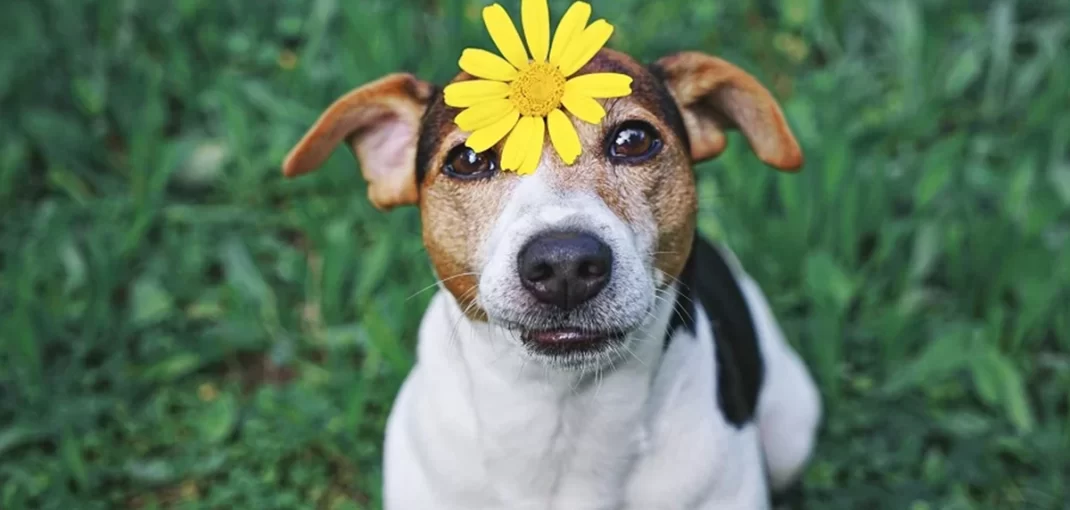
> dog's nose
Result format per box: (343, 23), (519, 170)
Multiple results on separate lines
(517, 231), (613, 310)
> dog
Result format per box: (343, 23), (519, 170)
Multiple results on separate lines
(283, 48), (822, 510)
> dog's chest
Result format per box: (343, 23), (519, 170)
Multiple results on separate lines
(444, 357), (733, 510)
(473, 374), (657, 508)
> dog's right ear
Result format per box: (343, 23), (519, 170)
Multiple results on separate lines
(652, 52), (803, 171)
(282, 73), (435, 211)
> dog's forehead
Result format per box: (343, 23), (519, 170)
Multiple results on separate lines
(415, 49), (688, 182)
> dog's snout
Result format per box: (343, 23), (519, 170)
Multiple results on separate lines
(517, 231), (613, 310)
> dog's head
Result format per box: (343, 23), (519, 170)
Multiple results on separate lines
(283, 49), (801, 367)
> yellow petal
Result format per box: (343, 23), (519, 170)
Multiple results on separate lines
(466, 108), (520, 153)
(517, 116), (545, 175)
(455, 99), (516, 131)
(483, 4), (529, 70)
(549, 2), (591, 65)
(561, 90), (606, 124)
(557, 20), (614, 77)
(459, 49), (519, 81)
(565, 73), (633, 98)
(522, 0), (550, 63)
(547, 108), (581, 165)
(443, 80), (511, 108)
(501, 116), (535, 171)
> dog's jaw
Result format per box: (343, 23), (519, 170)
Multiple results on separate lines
(476, 164), (657, 370)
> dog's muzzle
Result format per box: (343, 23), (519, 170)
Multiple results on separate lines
(513, 230), (628, 355)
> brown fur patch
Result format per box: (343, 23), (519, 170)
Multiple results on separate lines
(283, 73), (435, 210)
(652, 52), (803, 170)
(581, 51), (697, 282)
(420, 172), (519, 321)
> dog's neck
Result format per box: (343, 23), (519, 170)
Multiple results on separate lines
(410, 285), (682, 505)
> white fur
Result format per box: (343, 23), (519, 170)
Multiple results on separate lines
(477, 171), (655, 349)
(382, 168), (821, 509)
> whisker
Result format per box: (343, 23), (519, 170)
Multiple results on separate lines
(618, 339), (648, 368)
(487, 329), (515, 368)
(653, 289), (694, 331)
(514, 342), (529, 385)
(569, 364), (584, 396)
(650, 280), (693, 325)
(446, 286), (481, 358)
(593, 360), (606, 398)
(407, 272), (480, 301)
(655, 268), (690, 293)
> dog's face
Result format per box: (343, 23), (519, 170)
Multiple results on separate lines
(284, 49), (802, 367)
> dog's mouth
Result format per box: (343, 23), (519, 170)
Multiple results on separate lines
(520, 327), (628, 356)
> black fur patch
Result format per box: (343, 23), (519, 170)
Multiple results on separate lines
(646, 61), (691, 155)
(664, 234), (765, 427)
(415, 85), (446, 184)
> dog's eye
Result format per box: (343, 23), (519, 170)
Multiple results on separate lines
(607, 121), (662, 163)
(443, 145), (498, 179)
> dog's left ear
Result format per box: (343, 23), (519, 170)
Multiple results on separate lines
(282, 73), (435, 210)
(653, 52), (803, 171)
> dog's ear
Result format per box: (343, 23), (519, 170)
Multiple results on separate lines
(652, 52), (803, 171)
(282, 73), (435, 210)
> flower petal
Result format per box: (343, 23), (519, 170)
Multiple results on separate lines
(565, 73), (633, 98)
(547, 108), (581, 165)
(483, 4), (529, 70)
(455, 99), (516, 131)
(561, 90), (606, 124)
(501, 116), (535, 171)
(465, 108), (520, 153)
(557, 20), (614, 77)
(517, 116), (545, 175)
(549, 2), (591, 65)
(459, 49), (519, 81)
(522, 0), (550, 63)
(443, 80), (512, 108)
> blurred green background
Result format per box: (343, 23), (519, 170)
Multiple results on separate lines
(2, 0), (1069, 508)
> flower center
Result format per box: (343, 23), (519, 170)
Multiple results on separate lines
(511, 62), (566, 117)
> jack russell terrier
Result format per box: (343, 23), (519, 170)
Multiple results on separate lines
(283, 41), (821, 510)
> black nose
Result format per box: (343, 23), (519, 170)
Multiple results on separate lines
(517, 231), (613, 310)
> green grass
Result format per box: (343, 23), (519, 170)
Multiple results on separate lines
(2, 0), (1069, 508)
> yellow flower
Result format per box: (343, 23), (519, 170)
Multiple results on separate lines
(443, 0), (633, 175)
